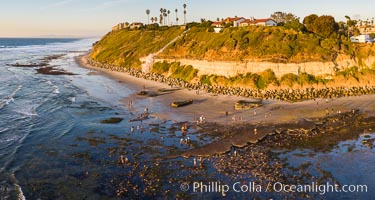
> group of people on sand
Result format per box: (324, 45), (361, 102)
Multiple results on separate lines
(130, 124), (145, 133)
(128, 104), (150, 133)
(180, 136), (191, 145)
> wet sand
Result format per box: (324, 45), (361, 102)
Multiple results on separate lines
(77, 55), (375, 124)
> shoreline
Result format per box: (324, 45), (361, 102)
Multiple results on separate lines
(76, 54), (375, 155)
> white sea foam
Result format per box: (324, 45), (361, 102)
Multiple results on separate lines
(0, 128), (9, 133)
(9, 174), (26, 200)
(16, 109), (38, 117)
(53, 86), (60, 94)
(0, 85), (22, 110)
(1, 135), (22, 143)
(0, 97), (14, 110)
(0, 134), (23, 150)
(14, 103), (38, 117)
(14, 183), (26, 200)
(70, 97), (76, 102)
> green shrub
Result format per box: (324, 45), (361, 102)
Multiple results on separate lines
(259, 69), (279, 86)
(335, 66), (359, 81)
(280, 73), (299, 87)
(200, 75), (211, 85)
(298, 72), (317, 85)
(152, 61), (170, 74)
(168, 63), (198, 82)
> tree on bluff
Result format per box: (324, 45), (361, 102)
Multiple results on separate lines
(271, 11), (299, 26)
(271, 11), (305, 32)
(303, 14), (339, 38)
(303, 14), (318, 32)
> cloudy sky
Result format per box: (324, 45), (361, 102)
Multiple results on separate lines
(0, 0), (373, 38)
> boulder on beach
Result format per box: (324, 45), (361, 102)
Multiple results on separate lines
(234, 99), (262, 110)
(100, 117), (123, 124)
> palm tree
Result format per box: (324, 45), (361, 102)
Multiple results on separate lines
(183, 3), (187, 25)
(175, 9), (178, 25)
(176, 17), (179, 25)
(146, 9), (150, 25)
(163, 8), (167, 26)
(151, 17), (154, 24)
(345, 15), (352, 38)
(167, 10), (171, 26)
(164, 13), (167, 26)
(159, 14), (163, 25)
(184, 10), (187, 25)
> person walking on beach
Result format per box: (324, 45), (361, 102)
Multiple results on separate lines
(199, 115), (205, 124)
(181, 123), (188, 134)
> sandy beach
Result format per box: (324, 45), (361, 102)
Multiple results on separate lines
(77, 54), (375, 127)
(75, 54), (375, 156)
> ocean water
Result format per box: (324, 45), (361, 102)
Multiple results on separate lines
(0, 38), (117, 198)
(0, 38), (209, 199)
(0, 38), (374, 199)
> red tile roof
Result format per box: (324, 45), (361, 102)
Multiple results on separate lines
(240, 18), (275, 25)
(253, 18), (274, 23)
(225, 17), (245, 22)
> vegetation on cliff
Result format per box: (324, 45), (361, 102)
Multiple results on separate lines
(152, 61), (198, 82)
(90, 14), (375, 90)
(91, 15), (356, 68)
(91, 14), (375, 67)
(91, 26), (184, 69)
(161, 25), (351, 63)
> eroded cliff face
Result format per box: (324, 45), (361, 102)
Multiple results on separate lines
(92, 26), (375, 78)
(155, 55), (375, 77)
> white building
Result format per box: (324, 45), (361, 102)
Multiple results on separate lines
(112, 22), (130, 31)
(350, 34), (374, 43)
(212, 21), (223, 28)
(130, 22), (143, 29)
(254, 18), (277, 26)
(225, 17), (246, 27)
(239, 18), (277, 27)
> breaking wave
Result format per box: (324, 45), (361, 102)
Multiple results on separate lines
(0, 85), (22, 110)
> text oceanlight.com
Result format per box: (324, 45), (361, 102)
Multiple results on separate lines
(180, 181), (368, 195)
